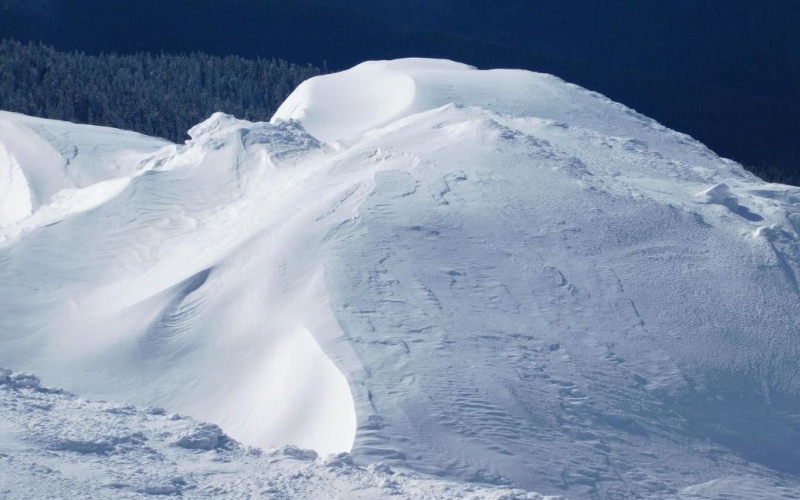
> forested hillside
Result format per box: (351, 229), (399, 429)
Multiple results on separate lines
(0, 40), (320, 142)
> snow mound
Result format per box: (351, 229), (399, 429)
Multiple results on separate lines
(0, 111), (169, 228)
(697, 182), (735, 204)
(272, 59), (735, 170)
(0, 112), (356, 456)
(273, 62), (417, 143)
(0, 368), (43, 390)
(696, 182), (767, 221)
(2, 59), (800, 498)
(173, 423), (231, 450)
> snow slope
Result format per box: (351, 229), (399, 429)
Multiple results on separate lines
(2, 59), (800, 498)
(0, 368), (556, 499)
(0, 111), (169, 228)
(0, 111), (357, 456)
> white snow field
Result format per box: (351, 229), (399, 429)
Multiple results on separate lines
(1, 59), (799, 498)
(0, 368), (557, 499)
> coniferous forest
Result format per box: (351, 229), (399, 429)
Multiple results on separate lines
(0, 40), (321, 143)
(0, 34), (796, 185)
(2, 0), (798, 186)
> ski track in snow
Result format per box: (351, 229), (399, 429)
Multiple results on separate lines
(1, 59), (800, 499)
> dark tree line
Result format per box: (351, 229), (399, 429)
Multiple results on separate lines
(0, 39), (321, 142)
(0, 34), (796, 186)
(3, 0), (796, 186)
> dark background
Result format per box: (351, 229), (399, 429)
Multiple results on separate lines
(1, 0), (798, 184)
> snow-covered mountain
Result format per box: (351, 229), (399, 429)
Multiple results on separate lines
(1, 59), (799, 499)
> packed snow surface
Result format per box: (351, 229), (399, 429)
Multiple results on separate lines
(0, 368), (556, 499)
(2, 59), (800, 498)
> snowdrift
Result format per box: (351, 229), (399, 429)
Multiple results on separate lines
(1, 59), (799, 499)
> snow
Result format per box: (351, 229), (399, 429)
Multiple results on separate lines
(0, 111), (169, 228)
(273, 60), (419, 143)
(0, 111), (356, 457)
(2, 59), (800, 498)
(0, 368), (557, 499)
(0, 139), (32, 225)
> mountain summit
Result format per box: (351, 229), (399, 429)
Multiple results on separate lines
(1, 59), (799, 499)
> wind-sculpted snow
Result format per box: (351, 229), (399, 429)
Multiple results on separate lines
(0, 111), (169, 227)
(0, 112), (356, 456)
(1, 59), (800, 499)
